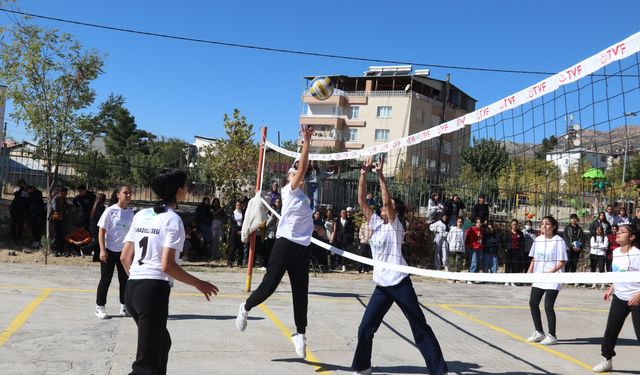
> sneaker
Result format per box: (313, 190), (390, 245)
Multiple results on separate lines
(119, 304), (130, 317)
(592, 356), (612, 373)
(352, 368), (372, 375)
(95, 305), (109, 319)
(540, 334), (558, 345)
(236, 303), (248, 331)
(526, 330), (545, 342)
(466, 281), (473, 285)
(504, 282), (510, 286)
(341, 265), (346, 272)
(590, 283), (597, 289)
(30, 241), (40, 249)
(291, 332), (306, 359)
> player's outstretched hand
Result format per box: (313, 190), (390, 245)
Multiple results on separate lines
(196, 280), (219, 301)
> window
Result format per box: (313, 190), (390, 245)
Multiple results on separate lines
(432, 115), (440, 126)
(428, 138), (440, 151)
(442, 140), (451, 155)
(350, 106), (360, 119)
(411, 155), (419, 167)
(440, 162), (449, 174)
(374, 129), (390, 141)
(600, 155), (607, 163)
(377, 106), (392, 118)
(347, 128), (358, 142)
(427, 160), (437, 171)
(416, 110), (424, 123)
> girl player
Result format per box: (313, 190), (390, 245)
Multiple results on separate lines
(235, 125), (315, 359)
(352, 156), (448, 375)
(120, 169), (218, 375)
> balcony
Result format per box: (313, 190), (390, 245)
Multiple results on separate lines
(299, 115), (346, 129)
(302, 92), (346, 106)
(346, 142), (364, 150)
(345, 119), (366, 127)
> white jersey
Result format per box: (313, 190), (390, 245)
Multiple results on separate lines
(97, 204), (134, 252)
(612, 246), (640, 301)
(528, 235), (568, 290)
(369, 214), (408, 287)
(124, 207), (185, 286)
(276, 184), (314, 246)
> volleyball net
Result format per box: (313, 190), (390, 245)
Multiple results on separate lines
(253, 31), (640, 284)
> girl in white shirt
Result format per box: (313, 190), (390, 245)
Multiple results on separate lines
(351, 157), (447, 375)
(589, 225), (609, 289)
(526, 216), (568, 346)
(592, 224), (640, 372)
(120, 169), (218, 375)
(95, 185), (134, 319)
(236, 126), (315, 360)
(447, 217), (466, 272)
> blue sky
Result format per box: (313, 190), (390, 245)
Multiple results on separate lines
(2, 0), (640, 145)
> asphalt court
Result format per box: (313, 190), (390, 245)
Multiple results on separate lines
(0, 263), (638, 375)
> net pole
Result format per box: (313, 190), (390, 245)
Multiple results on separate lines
(245, 126), (268, 292)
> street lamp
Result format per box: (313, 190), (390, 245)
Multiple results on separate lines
(622, 112), (636, 211)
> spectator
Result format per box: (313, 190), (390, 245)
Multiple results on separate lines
(357, 215), (373, 274)
(50, 186), (70, 257)
(483, 223), (500, 274)
(591, 212), (611, 235)
(263, 198), (282, 268)
(333, 208), (356, 272)
(522, 220), (538, 273)
(366, 191), (380, 215)
(82, 193), (106, 262)
(95, 185), (134, 319)
(604, 205), (617, 226)
(65, 222), (92, 257)
(606, 225), (619, 272)
(429, 213), (449, 271)
(72, 184), (96, 230)
(9, 179), (29, 246)
(444, 194), (466, 227)
(465, 218), (484, 278)
(563, 213), (584, 273)
(446, 217), (465, 273)
(631, 208), (640, 230)
(269, 182), (281, 206)
(228, 200), (244, 267)
(526, 216), (568, 346)
(311, 210), (328, 271)
(589, 225), (608, 289)
(471, 194), (490, 224)
(426, 192), (444, 222)
(305, 160), (334, 210)
(324, 208), (336, 269)
(195, 197), (213, 258)
(504, 219), (525, 283)
(184, 219), (203, 261)
(210, 198), (226, 260)
(614, 207), (631, 226)
(25, 185), (45, 249)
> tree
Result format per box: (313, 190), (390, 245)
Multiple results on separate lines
(200, 109), (258, 202)
(0, 23), (103, 248)
(535, 135), (558, 159)
(460, 137), (510, 194)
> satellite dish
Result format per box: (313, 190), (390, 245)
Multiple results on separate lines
(573, 139), (581, 146)
(572, 123), (581, 131)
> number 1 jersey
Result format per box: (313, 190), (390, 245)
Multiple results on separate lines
(124, 207), (185, 285)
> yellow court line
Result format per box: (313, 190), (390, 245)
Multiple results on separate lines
(439, 304), (596, 372)
(258, 303), (329, 374)
(442, 303), (609, 313)
(0, 288), (52, 347)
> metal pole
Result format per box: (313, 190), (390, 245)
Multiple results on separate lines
(622, 112), (635, 210)
(245, 127), (268, 292)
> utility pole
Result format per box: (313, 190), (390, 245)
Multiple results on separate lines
(435, 74), (450, 187)
(622, 112), (636, 211)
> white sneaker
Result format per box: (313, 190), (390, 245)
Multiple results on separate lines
(540, 334), (558, 345)
(95, 305), (109, 319)
(341, 265), (346, 272)
(352, 368), (372, 375)
(526, 330), (545, 342)
(291, 332), (306, 359)
(592, 356), (612, 373)
(466, 281), (473, 285)
(119, 304), (130, 317)
(236, 303), (248, 331)
(504, 282), (510, 286)
(590, 283), (597, 289)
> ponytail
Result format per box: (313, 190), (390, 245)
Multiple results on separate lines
(151, 168), (187, 214)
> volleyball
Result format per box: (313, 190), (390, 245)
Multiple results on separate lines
(309, 76), (334, 100)
(571, 240), (583, 249)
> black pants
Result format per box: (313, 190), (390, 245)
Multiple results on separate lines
(504, 250), (522, 273)
(529, 287), (559, 336)
(566, 250), (581, 273)
(590, 254), (606, 273)
(358, 244), (371, 273)
(96, 249), (128, 306)
(352, 277), (448, 374)
(245, 237), (310, 334)
(10, 212), (25, 243)
(228, 232), (243, 266)
(601, 294), (640, 359)
(125, 279), (172, 375)
(30, 215), (43, 243)
(52, 220), (65, 254)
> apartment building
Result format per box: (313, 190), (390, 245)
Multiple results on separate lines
(300, 66), (476, 183)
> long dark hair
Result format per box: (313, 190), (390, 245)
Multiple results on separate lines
(618, 224), (640, 247)
(90, 193), (107, 220)
(152, 168), (187, 214)
(541, 215), (559, 236)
